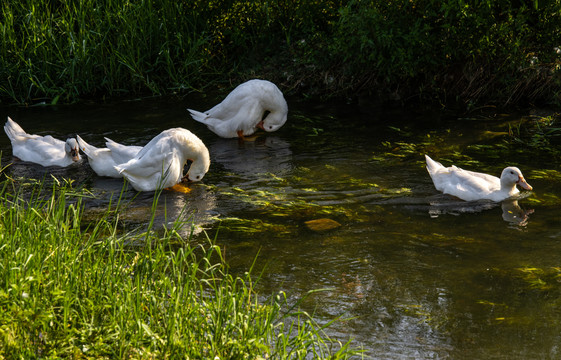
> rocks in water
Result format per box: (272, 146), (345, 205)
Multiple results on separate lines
(304, 218), (341, 232)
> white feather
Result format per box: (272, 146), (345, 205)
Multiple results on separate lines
(4, 117), (81, 167)
(188, 79), (288, 138)
(115, 128), (210, 192)
(425, 154), (532, 202)
(77, 135), (142, 178)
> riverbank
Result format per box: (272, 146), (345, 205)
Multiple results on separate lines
(0, 179), (359, 358)
(1, 1), (560, 108)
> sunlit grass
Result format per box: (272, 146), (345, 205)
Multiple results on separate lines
(0, 179), (360, 358)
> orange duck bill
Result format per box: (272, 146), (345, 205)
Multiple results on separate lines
(517, 176), (533, 190)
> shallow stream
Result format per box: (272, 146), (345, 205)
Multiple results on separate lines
(1, 95), (560, 359)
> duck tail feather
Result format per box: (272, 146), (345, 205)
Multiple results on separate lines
(425, 154), (444, 173)
(4, 117), (27, 140)
(76, 135), (97, 156)
(188, 109), (211, 124)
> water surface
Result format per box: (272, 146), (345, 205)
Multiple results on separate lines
(1, 96), (560, 359)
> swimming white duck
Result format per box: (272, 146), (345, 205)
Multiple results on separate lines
(4, 116), (81, 167)
(115, 128), (210, 192)
(188, 79), (288, 138)
(425, 155), (533, 202)
(77, 135), (142, 178)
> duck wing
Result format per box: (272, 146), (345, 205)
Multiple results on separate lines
(439, 167), (499, 201)
(40, 135), (65, 146)
(12, 138), (68, 166)
(5, 117), (72, 167)
(115, 131), (183, 191)
(116, 150), (178, 191)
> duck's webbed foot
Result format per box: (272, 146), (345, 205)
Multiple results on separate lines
(166, 183), (192, 193)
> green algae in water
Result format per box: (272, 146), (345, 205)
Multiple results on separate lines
(215, 167), (396, 226)
(528, 169), (561, 181)
(516, 266), (561, 291)
(395, 303), (446, 329)
(218, 217), (295, 236)
(219, 185), (372, 223)
(525, 192), (561, 206)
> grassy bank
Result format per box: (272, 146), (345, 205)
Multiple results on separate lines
(0, 179), (359, 358)
(1, 0), (560, 107)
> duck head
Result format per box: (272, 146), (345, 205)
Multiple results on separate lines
(500, 167), (532, 191)
(65, 138), (81, 162)
(257, 106), (288, 133)
(185, 144), (211, 182)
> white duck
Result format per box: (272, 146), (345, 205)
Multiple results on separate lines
(4, 116), (81, 167)
(77, 135), (142, 178)
(425, 155), (533, 202)
(115, 128), (210, 192)
(188, 79), (288, 138)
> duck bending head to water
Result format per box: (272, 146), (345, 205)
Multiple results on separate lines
(115, 128), (210, 192)
(4, 116), (81, 167)
(188, 79), (288, 139)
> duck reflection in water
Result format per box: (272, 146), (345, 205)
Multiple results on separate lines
(208, 136), (292, 178)
(82, 178), (218, 237)
(427, 196), (534, 226)
(501, 200), (534, 227)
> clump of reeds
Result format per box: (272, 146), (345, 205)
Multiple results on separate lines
(0, 178), (359, 358)
(0, 0), (210, 104)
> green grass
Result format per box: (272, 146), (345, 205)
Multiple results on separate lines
(0, 178), (360, 358)
(2, 0), (560, 107)
(0, 0), (211, 104)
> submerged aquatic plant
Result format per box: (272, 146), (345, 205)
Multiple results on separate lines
(515, 266), (561, 291)
(508, 113), (561, 155)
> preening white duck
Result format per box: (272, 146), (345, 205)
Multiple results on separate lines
(188, 79), (288, 138)
(425, 155), (533, 202)
(115, 128), (210, 192)
(77, 135), (142, 178)
(4, 116), (81, 167)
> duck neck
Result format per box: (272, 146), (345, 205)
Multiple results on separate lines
(188, 148), (210, 173)
(500, 178), (519, 197)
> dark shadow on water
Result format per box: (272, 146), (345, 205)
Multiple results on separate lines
(208, 135), (293, 178)
(5, 156), (90, 184)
